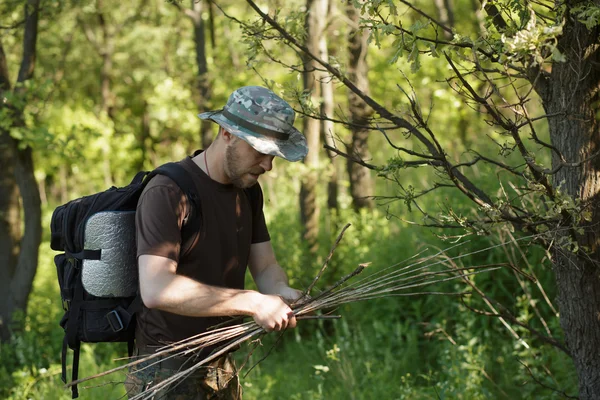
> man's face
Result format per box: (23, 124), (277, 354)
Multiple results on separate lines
(224, 136), (274, 189)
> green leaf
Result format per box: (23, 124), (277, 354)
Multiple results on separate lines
(409, 41), (421, 72)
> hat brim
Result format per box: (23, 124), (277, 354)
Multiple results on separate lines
(198, 110), (308, 162)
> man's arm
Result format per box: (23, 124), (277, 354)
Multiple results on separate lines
(139, 254), (296, 331)
(248, 241), (304, 304)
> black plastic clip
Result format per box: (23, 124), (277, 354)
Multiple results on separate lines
(106, 310), (124, 332)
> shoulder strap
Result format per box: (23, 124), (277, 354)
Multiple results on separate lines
(148, 162), (201, 257)
(150, 162), (198, 204)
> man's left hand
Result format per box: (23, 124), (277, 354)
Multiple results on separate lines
(275, 284), (305, 305)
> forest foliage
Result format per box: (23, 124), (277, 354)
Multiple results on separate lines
(2, 0), (597, 398)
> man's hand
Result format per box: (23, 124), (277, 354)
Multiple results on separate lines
(275, 283), (305, 305)
(250, 293), (296, 332)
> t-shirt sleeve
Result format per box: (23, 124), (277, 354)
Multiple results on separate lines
(136, 181), (187, 262)
(250, 183), (270, 244)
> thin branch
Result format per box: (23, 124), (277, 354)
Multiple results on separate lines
(397, 0), (453, 34)
(377, 126), (440, 159)
(0, 18), (26, 30)
(518, 360), (579, 399)
(447, 256), (570, 355)
(323, 144), (378, 170)
(304, 223), (352, 298)
(464, 151), (527, 178)
(293, 105), (400, 132)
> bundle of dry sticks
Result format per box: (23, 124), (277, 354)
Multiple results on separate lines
(68, 223), (503, 399)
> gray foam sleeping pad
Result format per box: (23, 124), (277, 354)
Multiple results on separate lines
(82, 211), (138, 298)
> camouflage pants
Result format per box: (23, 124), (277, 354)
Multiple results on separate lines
(124, 353), (242, 400)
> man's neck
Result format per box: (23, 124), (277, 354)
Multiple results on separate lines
(192, 146), (229, 184)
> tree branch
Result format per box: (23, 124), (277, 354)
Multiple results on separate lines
(518, 360), (579, 399)
(478, 0), (508, 32)
(323, 144), (378, 170)
(398, 0), (453, 35)
(457, 279), (571, 355)
(445, 53), (556, 200)
(170, 0), (200, 21)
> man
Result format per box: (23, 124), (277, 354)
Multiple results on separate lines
(125, 86), (308, 399)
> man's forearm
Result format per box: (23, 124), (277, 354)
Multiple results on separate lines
(142, 270), (261, 317)
(252, 263), (290, 294)
(139, 254), (299, 331)
(139, 254), (261, 317)
(252, 263), (304, 304)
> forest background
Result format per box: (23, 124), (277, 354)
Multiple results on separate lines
(1, 0), (599, 399)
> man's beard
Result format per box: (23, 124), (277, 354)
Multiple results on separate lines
(224, 139), (264, 189)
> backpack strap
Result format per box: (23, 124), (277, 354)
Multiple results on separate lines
(63, 276), (85, 398)
(148, 162), (202, 256)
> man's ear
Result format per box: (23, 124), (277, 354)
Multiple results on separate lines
(221, 128), (234, 143)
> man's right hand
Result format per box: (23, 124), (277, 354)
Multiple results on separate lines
(250, 293), (297, 332)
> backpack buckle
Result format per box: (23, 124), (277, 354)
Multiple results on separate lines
(106, 310), (124, 332)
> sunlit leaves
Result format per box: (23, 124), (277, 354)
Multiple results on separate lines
(571, 2), (600, 29)
(500, 9), (565, 66)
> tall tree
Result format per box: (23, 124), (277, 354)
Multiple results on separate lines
(173, 0), (214, 149)
(320, 2), (338, 211)
(540, 13), (600, 398)
(300, 0), (328, 253)
(244, 0), (600, 397)
(0, 0), (42, 341)
(345, 2), (374, 211)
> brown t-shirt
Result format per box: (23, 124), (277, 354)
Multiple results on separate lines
(135, 155), (270, 347)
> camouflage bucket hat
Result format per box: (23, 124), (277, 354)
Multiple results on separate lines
(198, 86), (308, 162)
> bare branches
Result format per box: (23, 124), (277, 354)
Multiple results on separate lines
(445, 53), (557, 202)
(243, 0), (551, 228)
(238, 1), (595, 266)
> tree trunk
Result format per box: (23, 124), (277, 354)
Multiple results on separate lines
(191, 0), (214, 149)
(346, 3), (374, 211)
(541, 18), (600, 400)
(0, 133), (21, 340)
(0, 139), (42, 341)
(9, 145), (42, 335)
(0, 0), (41, 341)
(319, 4), (338, 211)
(300, 0), (327, 254)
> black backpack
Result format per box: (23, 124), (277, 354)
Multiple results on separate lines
(50, 162), (200, 399)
